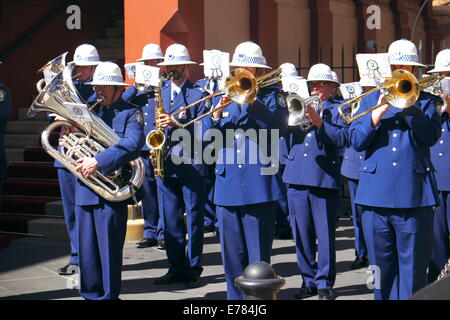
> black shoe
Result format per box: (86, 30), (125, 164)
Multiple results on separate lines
(58, 263), (78, 275)
(156, 239), (165, 251)
(351, 256), (369, 270)
(294, 287), (318, 299)
(154, 272), (185, 285)
(185, 275), (201, 289)
(136, 238), (158, 249)
(204, 225), (216, 233)
(318, 288), (335, 300)
(274, 233), (293, 240)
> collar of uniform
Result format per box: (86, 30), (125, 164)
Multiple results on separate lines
(171, 79), (187, 98)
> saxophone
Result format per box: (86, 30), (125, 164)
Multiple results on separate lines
(145, 73), (172, 178)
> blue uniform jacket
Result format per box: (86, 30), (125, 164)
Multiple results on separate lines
(75, 98), (145, 206)
(143, 79), (209, 178)
(340, 146), (365, 180)
(282, 98), (349, 190)
(0, 83), (11, 178)
(350, 90), (441, 208)
(430, 113), (450, 191)
(201, 85), (288, 206)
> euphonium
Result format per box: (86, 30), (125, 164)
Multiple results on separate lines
(145, 73), (172, 179)
(28, 59), (145, 202)
(286, 93), (323, 130)
(35, 52), (68, 93)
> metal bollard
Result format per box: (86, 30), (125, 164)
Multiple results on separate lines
(234, 261), (285, 300)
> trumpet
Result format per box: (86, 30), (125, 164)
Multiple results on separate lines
(337, 69), (445, 123)
(169, 68), (282, 128)
(286, 93), (323, 131)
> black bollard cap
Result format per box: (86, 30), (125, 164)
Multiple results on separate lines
(243, 261), (277, 280)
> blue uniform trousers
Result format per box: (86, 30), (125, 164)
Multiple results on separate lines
(77, 201), (128, 300)
(216, 202), (277, 300)
(428, 191), (450, 282)
(363, 206), (434, 300)
(204, 173), (217, 229)
(156, 177), (206, 277)
(287, 186), (338, 290)
(57, 168), (78, 265)
(141, 156), (163, 241)
(347, 178), (367, 258)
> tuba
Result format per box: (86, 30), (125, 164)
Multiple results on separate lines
(35, 52), (68, 93)
(28, 58), (145, 202)
(286, 93), (323, 130)
(145, 73), (172, 179)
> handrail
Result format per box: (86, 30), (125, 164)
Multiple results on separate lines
(0, 0), (76, 62)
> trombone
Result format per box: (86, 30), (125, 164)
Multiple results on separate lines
(337, 69), (445, 123)
(169, 68), (282, 128)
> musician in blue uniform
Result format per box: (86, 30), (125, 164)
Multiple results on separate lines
(195, 53), (223, 236)
(350, 39), (442, 300)
(122, 43), (164, 105)
(151, 43), (209, 289)
(122, 43), (165, 250)
(202, 41), (288, 300)
(340, 76), (378, 271)
(428, 48), (450, 282)
(283, 63), (348, 300)
(0, 67), (11, 202)
(75, 61), (144, 300)
(53, 44), (99, 276)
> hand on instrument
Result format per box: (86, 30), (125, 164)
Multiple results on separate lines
(158, 113), (178, 128)
(212, 95), (232, 120)
(306, 105), (323, 129)
(371, 94), (390, 127)
(75, 157), (99, 178)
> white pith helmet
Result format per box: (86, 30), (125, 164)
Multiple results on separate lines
(428, 49), (450, 73)
(72, 44), (100, 66)
(307, 63), (339, 85)
(158, 43), (197, 66)
(137, 43), (164, 62)
(230, 41), (270, 69)
(388, 39), (426, 67)
(87, 61), (129, 86)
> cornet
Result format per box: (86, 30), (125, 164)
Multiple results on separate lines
(286, 93), (323, 131)
(337, 69), (445, 123)
(169, 68), (283, 128)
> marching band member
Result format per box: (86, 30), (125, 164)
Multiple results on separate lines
(202, 41), (288, 300)
(340, 76), (377, 271)
(350, 39), (442, 300)
(123, 43), (165, 250)
(274, 62), (299, 240)
(54, 44), (100, 276)
(122, 43), (164, 103)
(0, 61), (11, 204)
(428, 48), (450, 282)
(195, 52), (223, 236)
(76, 62), (144, 300)
(152, 43), (209, 289)
(283, 63), (348, 300)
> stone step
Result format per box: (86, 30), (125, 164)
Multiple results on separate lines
(95, 38), (124, 49)
(45, 200), (63, 217)
(6, 149), (24, 163)
(18, 108), (48, 121)
(3, 178), (60, 198)
(98, 48), (124, 61)
(6, 121), (48, 134)
(4, 134), (39, 149)
(27, 216), (68, 241)
(105, 27), (124, 39)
